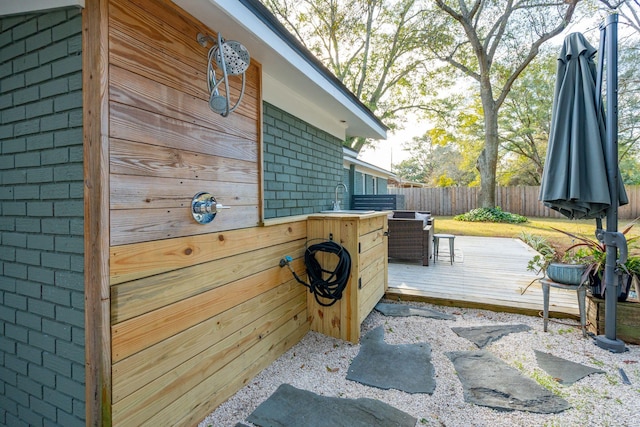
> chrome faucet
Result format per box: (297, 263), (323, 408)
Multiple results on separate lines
(333, 183), (347, 211)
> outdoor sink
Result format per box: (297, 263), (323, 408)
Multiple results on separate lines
(319, 210), (375, 214)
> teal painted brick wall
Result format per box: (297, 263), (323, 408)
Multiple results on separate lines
(1, 8), (84, 427)
(263, 103), (345, 218)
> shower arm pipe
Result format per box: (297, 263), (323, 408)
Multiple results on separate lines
(197, 32), (218, 47)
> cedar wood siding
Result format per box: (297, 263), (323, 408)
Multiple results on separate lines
(87, 0), (308, 424)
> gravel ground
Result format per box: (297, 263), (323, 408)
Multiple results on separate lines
(200, 300), (640, 427)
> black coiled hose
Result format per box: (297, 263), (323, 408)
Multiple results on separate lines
(291, 241), (351, 307)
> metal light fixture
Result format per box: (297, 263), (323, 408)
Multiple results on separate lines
(197, 32), (250, 117)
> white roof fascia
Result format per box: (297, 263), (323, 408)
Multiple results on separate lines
(343, 156), (395, 180)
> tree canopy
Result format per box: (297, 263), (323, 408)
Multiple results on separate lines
(263, 0), (446, 151)
(393, 129), (475, 186)
(263, 0), (640, 193)
(423, 0), (578, 207)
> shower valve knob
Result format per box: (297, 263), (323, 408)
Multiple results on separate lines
(191, 192), (229, 224)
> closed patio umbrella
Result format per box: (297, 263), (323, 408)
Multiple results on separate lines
(541, 22), (629, 353)
(540, 32), (627, 219)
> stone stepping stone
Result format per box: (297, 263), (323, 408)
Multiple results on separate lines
(447, 350), (570, 413)
(375, 302), (455, 320)
(451, 324), (531, 348)
(346, 325), (435, 394)
(246, 383), (417, 427)
(534, 350), (605, 384)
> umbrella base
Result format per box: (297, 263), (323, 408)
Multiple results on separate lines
(595, 335), (626, 353)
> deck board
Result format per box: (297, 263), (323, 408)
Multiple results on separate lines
(386, 236), (581, 316)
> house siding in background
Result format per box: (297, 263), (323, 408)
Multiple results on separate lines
(343, 146), (392, 207)
(0, 8), (85, 427)
(377, 177), (388, 194)
(263, 102), (344, 218)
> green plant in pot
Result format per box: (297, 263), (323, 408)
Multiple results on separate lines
(552, 225), (638, 301)
(523, 233), (558, 274)
(522, 232), (587, 292)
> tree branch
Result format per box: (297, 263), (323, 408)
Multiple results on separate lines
(495, 0), (579, 108)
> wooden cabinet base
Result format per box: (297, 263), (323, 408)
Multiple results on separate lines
(306, 212), (388, 343)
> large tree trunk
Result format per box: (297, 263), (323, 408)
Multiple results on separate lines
(477, 85), (499, 208)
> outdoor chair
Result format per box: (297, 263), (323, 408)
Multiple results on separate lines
(387, 211), (433, 266)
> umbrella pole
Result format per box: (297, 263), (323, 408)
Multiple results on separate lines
(595, 13), (626, 353)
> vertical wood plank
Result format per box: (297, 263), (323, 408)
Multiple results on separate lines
(342, 219), (359, 341)
(326, 218), (344, 339)
(83, 0), (111, 424)
(306, 218), (324, 332)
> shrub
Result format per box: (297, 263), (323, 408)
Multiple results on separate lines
(453, 207), (528, 223)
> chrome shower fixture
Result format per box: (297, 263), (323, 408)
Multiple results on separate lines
(197, 32), (250, 117)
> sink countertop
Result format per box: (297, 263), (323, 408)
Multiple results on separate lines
(309, 210), (391, 218)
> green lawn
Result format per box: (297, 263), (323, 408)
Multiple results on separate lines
(433, 216), (640, 255)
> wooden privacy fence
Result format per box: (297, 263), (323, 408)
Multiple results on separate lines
(388, 185), (640, 219)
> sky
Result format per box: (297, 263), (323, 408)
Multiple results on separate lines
(358, 113), (429, 172)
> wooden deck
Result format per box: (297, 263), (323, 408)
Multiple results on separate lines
(385, 236), (581, 317)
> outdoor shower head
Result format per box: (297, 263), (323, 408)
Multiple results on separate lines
(198, 32), (250, 116)
(213, 40), (250, 76)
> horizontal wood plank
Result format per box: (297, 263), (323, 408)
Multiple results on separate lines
(108, 26), (260, 120)
(112, 281), (306, 402)
(111, 259), (305, 362)
(172, 320), (308, 427)
(359, 227), (385, 253)
(109, 0), (261, 115)
(358, 215), (386, 236)
(109, 102), (257, 162)
(110, 221), (306, 284)
(110, 205), (259, 245)
(109, 0), (204, 77)
(112, 280), (305, 402)
(111, 240), (305, 323)
(112, 306), (307, 426)
(110, 139), (257, 183)
(110, 174), (258, 210)
(109, 66), (258, 142)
